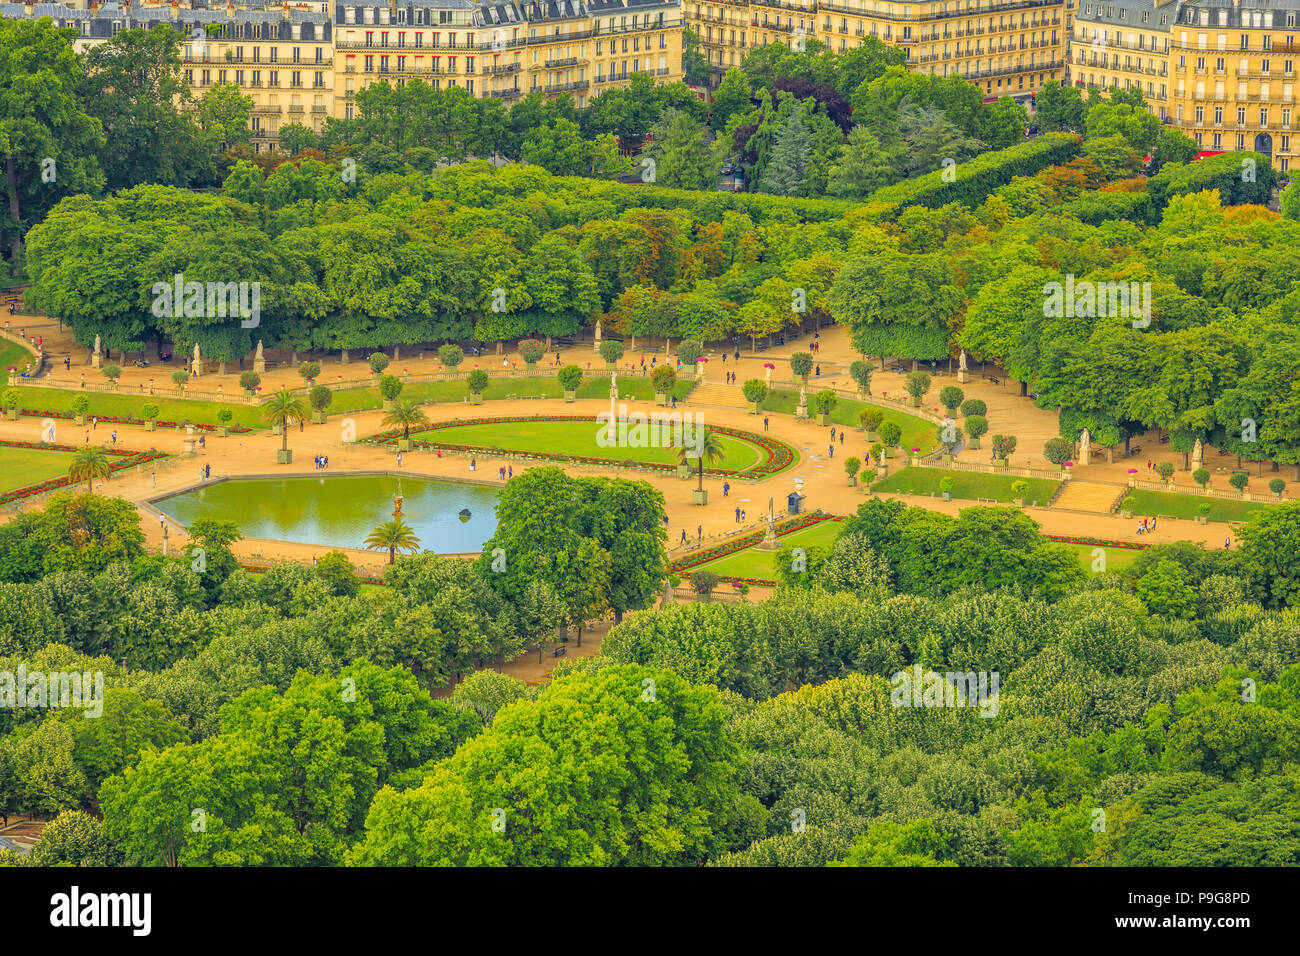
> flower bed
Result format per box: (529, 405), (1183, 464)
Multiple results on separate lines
(16, 409), (251, 432)
(365, 415), (797, 478)
(1046, 534), (1150, 552)
(669, 511), (838, 574)
(0, 440), (168, 504)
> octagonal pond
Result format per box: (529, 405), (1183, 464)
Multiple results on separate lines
(154, 474), (500, 553)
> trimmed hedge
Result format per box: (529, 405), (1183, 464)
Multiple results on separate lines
(1146, 150), (1277, 209)
(865, 132), (1083, 219)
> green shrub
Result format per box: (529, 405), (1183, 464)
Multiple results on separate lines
(813, 389), (837, 414)
(651, 365), (677, 392)
(558, 365), (583, 391)
(742, 378), (768, 404)
(790, 352), (813, 381)
(1043, 437), (1073, 465)
(467, 369), (489, 395)
(141, 403), (160, 420)
(239, 370), (261, 391)
(438, 344), (464, 369)
(518, 339), (546, 366)
(298, 361), (321, 381)
(310, 385), (333, 411)
(939, 385), (964, 414)
(960, 398), (986, 417)
(379, 374), (404, 400)
(367, 352), (390, 374)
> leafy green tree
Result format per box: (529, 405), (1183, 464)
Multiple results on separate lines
(355, 665), (757, 865)
(1136, 559), (1200, 619)
(30, 809), (118, 867)
(758, 109), (812, 197)
(647, 110), (718, 190)
(826, 126), (903, 199)
(1238, 501), (1300, 608)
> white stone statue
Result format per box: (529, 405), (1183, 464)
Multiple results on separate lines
(1191, 438), (1204, 468)
(255, 339), (264, 361)
(93, 334), (102, 355)
(193, 342), (201, 362)
(1079, 428), (1091, 465)
(959, 349), (967, 371)
(593, 319), (602, 350)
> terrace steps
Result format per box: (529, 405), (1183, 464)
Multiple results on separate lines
(687, 382), (751, 410)
(1051, 480), (1124, 514)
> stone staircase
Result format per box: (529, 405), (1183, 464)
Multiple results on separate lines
(1051, 480), (1126, 514)
(687, 382), (751, 410)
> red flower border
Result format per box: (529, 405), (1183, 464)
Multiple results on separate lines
(0, 440), (168, 504)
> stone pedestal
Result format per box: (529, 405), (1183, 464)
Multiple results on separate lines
(182, 426), (197, 457)
(192, 360), (202, 378)
(956, 370), (969, 384)
(90, 352), (103, 369)
(253, 357), (267, 374)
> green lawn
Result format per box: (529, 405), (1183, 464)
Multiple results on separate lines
(693, 520), (845, 580)
(412, 418), (767, 470)
(8, 385), (267, 429)
(1, 339), (36, 374)
(1065, 542), (1140, 573)
(1125, 489), (1271, 523)
(0, 446), (80, 493)
(764, 389), (935, 454)
(872, 466), (1061, 506)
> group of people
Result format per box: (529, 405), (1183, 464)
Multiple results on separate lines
(496, 465), (514, 481)
(314, 455), (330, 470)
(1136, 516), (1157, 535)
(733, 507), (748, 523)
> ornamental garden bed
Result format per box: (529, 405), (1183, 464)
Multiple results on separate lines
(1123, 489), (1271, 523)
(0, 440), (167, 504)
(373, 415), (798, 478)
(669, 511), (838, 577)
(872, 467), (1060, 505)
(17, 408), (252, 433)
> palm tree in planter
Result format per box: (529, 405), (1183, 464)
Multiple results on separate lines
(216, 408), (234, 437)
(859, 407), (883, 441)
(904, 371), (931, 408)
(879, 421), (902, 458)
(1011, 480), (1030, 507)
(676, 427), (726, 504)
(939, 475), (956, 501)
(651, 365), (676, 406)
(69, 446), (111, 493)
(71, 393), (90, 425)
(844, 456), (861, 486)
(813, 389), (837, 426)
(364, 519), (421, 564)
(141, 403), (160, 431)
(378, 374), (404, 411)
(599, 338), (624, 370)
(466, 369), (489, 404)
(790, 351), (813, 384)
(310, 385), (333, 424)
(558, 365), (583, 402)
(263, 389), (310, 464)
(849, 360), (873, 397)
(383, 399), (431, 451)
(2, 388), (21, 421)
(742, 378), (767, 414)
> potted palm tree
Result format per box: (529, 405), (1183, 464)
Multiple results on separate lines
(263, 388), (309, 464)
(676, 427), (726, 505)
(364, 518), (421, 564)
(69, 447), (111, 493)
(383, 399), (431, 452)
(558, 365), (582, 402)
(142, 403), (160, 431)
(310, 384), (333, 424)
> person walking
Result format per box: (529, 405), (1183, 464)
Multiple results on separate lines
(508, 465), (513, 479)
(697, 525), (703, 545)
(397, 451), (403, 467)
(763, 417), (770, 431)
(741, 509), (746, 522)
(723, 481), (730, 497)
(830, 427), (836, 441)
(1225, 536), (1231, 549)
(840, 432), (845, 446)
(828, 444), (834, 459)
(680, 529), (687, 545)
(470, 457), (476, 471)
(734, 506), (741, 523)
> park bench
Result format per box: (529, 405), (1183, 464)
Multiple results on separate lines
(552, 644), (567, 657)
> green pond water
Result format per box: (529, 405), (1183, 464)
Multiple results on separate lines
(155, 474), (500, 553)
